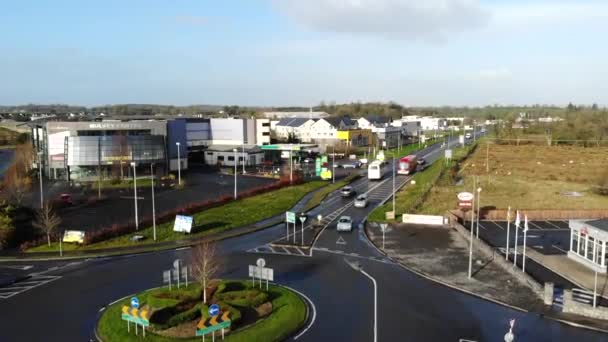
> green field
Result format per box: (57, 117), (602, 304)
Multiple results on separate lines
(416, 142), (608, 214)
(28, 181), (328, 252)
(97, 280), (307, 342)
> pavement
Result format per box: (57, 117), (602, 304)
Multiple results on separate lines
(474, 219), (608, 304)
(3, 135), (608, 341)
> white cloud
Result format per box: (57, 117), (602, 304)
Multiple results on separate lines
(273, 0), (490, 41)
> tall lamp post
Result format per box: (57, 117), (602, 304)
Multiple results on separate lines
(131, 162), (138, 230)
(175, 142), (182, 186)
(37, 151), (44, 209)
(151, 163), (156, 241)
(476, 187), (482, 239)
(233, 148), (238, 199)
(392, 156), (396, 214)
(332, 145), (335, 184)
(242, 143), (246, 174)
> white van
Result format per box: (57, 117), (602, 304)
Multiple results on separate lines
(368, 160), (383, 180)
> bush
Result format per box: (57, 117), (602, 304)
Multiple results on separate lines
(217, 289), (269, 308)
(154, 302), (203, 330)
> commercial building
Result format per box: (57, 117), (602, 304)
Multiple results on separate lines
(204, 145), (265, 167)
(32, 120), (186, 180)
(568, 220), (608, 273)
(262, 111), (329, 119)
(402, 115), (447, 131)
(186, 118), (269, 149)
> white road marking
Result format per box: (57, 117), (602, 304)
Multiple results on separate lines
(487, 221), (505, 231)
(291, 287), (317, 340)
(545, 221), (568, 230)
(528, 221), (545, 230)
(0, 265), (34, 271)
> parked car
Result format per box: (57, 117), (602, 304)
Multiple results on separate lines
(354, 194), (368, 208)
(336, 216), (353, 232)
(340, 186), (356, 197)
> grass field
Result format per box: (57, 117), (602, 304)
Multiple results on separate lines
(28, 181), (327, 252)
(416, 143), (608, 214)
(96, 280), (306, 342)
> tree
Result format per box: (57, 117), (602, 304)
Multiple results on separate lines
(32, 202), (62, 247)
(191, 242), (221, 303)
(0, 207), (14, 250)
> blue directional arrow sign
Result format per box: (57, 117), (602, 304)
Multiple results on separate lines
(209, 304), (220, 317)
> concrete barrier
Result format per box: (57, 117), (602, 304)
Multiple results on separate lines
(402, 214), (445, 225)
(563, 289), (608, 320)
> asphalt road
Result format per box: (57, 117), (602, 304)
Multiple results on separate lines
(2, 135), (608, 341)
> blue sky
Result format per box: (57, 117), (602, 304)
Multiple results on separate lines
(1, 0), (607, 107)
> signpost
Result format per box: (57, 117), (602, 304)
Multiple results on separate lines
(196, 311), (232, 341)
(380, 223), (388, 250)
(514, 211), (521, 267)
(458, 192), (475, 279)
(173, 215), (194, 233)
(504, 319), (515, 342)
(248, 259), (274, 290)
(121, 297), (149, 337)
(286, 211), (296, 242)
(299, 214), (307, 246)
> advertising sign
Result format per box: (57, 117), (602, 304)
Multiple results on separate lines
(315, 157), (321, 176)
(63, 230), (85, 244)
(173, 215), (194, 233)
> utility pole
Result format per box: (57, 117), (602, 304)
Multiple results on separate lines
(233, 148), (238, 199)
(505, 206), (511, 260)
(468, 178), (476, 279)
(131, 162), (138, 230)
(37, 152), (43, 209)
(332, 145), (335, 184)
(392, 156), (396, 214)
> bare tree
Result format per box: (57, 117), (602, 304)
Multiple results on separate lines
(3, 165), (31, 206)
(32, 202), (62, 247)
(191, 242), (221, 303)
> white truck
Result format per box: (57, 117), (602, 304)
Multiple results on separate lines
(368, 160), (384, 180)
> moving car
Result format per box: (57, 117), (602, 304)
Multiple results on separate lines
(465, 133), (472, 139)
(336, 216), (353, 232)
(398, 155), (418, 175)
(342, 161), (361, 169)
(354, 194), (368, 208)
(341, 186), (356, 197)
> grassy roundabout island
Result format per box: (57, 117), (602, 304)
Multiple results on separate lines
(97, 280), (307, 342)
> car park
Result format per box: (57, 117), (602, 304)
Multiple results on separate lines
(336, 216), (353, 232)
(340, 186), (356, 197)
(354, 194), (368, 208)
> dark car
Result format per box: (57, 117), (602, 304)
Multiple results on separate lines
(340, 186), (356, 197)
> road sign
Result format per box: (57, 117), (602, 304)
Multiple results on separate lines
(299, 215), (307, 223)
(457, 192), (474, 201)
(256, 258), (266, 268)
(286, 211), (296, 223)
(315, 157), (321, 176)
(445, 149), (453, 159)
(196, 311), (232, 336)
(379, 223), (388, 233)
(458, 201), (472, 208)
(336, 236), (347, 245)
(209, 304), (220, 317)
(131, 297), (140, 309)
(248, 265), (274, 281)
(173, 215), (193, 233)
(122, 305), (150, 327)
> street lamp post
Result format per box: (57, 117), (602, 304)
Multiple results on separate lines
(242, 143), (246, 174)
(332, 145), (335, 184)
(476, 187), (482, 239)
(176, 142), (181, 186)
(346, 260), (377, 342)
(392, 156), (396, 214)
(505, 206), (511, 260)
(37, 152), (43, 209)
(468, 194), (475, 279)
(233, 148), (238, 199)
(131, 162), (138, 230)
(151, 163), (156, 241)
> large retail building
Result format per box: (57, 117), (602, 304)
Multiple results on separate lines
(30, 117), (271, 180)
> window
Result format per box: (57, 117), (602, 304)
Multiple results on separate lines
(218, 156), (225, 161)
(262, 122), (270, 127)
(588, 236), (595, 261)
(572, 230), (579, 254)
(238, 157), (244, 161)
(262, 132), (270, 136)
(228, 156), (235, 161)
(207, 152), (214, 155)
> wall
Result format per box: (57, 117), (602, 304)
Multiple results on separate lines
(209, 118), (246, 145)
(452, 209), (608, 221)
(562, 289), (608, 320)
(256, 119), (271, 145)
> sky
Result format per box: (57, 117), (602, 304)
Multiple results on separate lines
(1, 0), (607, 107)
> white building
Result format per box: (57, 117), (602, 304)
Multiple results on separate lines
(185, 118), (269, 149)
(204, 144), (265, 167)
(402, 115), (447, 131)
(273, 118), (317, 141)
(263, 111), (330, 119)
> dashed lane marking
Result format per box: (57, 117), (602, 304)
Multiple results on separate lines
(0, 274), (61, 300)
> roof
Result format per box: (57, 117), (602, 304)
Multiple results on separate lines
(365, 114), (390, 125)
(276, 118), (313, 127)
(586, 219), (608, 233)
(324, 116), (355, 128)
(205, 144), (263, 153)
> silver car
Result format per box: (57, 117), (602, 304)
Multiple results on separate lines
(336, 216), (353, 232)
(354, 194), (368, 208)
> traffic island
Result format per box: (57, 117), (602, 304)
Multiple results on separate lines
(96, 280), (307, 342)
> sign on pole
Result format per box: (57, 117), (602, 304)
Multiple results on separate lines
(173, 215), (193, 233)
(445, 149), (453, 159)
(286, 211), (296, 224)
(209, 304), (220, 317)
(457, 192), (474, 209)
